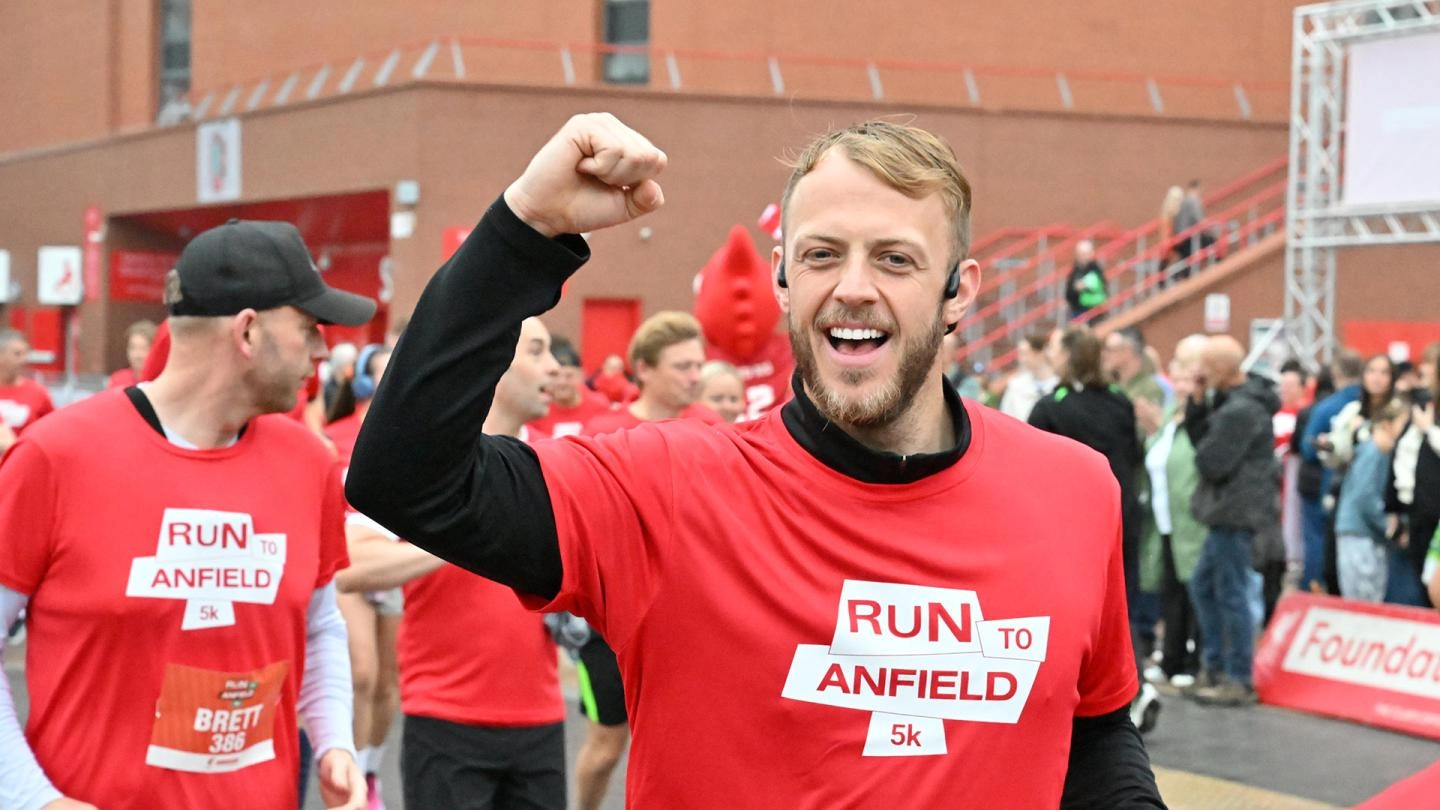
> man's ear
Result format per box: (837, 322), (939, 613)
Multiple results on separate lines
(943, 258), (981, 330)
(772, 246), (789, 313)
(232, 309), (260, 359)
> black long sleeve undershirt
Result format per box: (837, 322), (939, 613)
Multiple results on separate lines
(346, 196), (1164, 809)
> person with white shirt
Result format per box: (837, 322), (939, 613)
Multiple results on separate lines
(999, 332), (1058, 422)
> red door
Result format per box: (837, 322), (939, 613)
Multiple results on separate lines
(580, 298), (642, 375)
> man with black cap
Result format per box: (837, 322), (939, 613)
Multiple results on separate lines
(0, 219), (374, 810)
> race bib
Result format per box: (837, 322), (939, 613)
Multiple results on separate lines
(147, 661), (290, 774)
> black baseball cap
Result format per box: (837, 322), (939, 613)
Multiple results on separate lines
(168, 219), (377, 326)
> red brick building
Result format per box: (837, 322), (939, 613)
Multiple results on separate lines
(3, 0), (1425, 375)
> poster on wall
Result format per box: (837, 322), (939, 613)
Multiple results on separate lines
(36, 246), (83, 305)
(110, 250), (179, 303)
(197, 118), (242, 203)
(1203, 293), (1231, 332)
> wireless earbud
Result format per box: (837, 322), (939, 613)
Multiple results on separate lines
(776, 260), (788, 289)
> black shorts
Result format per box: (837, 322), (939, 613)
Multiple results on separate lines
(576, 634), (628, 727)
(401, 714), (566, 810)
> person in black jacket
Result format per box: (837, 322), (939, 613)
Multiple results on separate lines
(1065, 241), (1108, 321)
(1030, 326), (1156, 732)
(1183, 336), (1280, 707)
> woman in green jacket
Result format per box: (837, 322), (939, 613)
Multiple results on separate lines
(1139, 356), (1208, 687)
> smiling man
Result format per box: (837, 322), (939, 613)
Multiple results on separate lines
(347, 114), (1164, 808)
(337, 317), (569, 810)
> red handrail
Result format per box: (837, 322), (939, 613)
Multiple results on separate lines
(186, 35), (1290, 112)
(956, 178), (1287, 367)
(963, 223), (1123, 328)
(979, 221), (1123, 301)
(967, 227), (1028, 259)
(453, 37), (1291, 94)
(984, 206), (1288, 371)
(1074, 207), (1286, 328)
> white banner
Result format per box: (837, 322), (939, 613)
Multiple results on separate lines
(36, 246), (83, 305)
(1282, 606), (1440, 701)
(197, 118), (242, 203)
(1344, 32), (1440, 206)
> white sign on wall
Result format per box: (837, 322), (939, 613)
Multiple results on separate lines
(37, 246), (83, 305)
(0, 250), (10, 302)
(1204, 293), (1231, 333)
(197, 118), (242, 203)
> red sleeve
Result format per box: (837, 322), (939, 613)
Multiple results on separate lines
(1074, 515), (1139, 717)
(33, 386), (55, 422)
(0, 440), (58, 595)
(314, 460), (350, 589)
(529, 425), (682, 648)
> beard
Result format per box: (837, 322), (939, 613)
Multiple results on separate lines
(245, 334), (303, 415)
(790, 302), (945, 429)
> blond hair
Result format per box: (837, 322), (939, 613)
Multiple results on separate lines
(781, 120), (973, 263)
(127, 319), (158, 343)
(627, 311), (702, 370)
(1161, 186), (1184, 221)
(1375, 397), (1410, 425)
(700, 360), (742, 386)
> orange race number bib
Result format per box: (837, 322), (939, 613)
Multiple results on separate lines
(147, 661), (290, 773)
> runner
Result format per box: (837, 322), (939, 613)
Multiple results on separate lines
(107, 320), (159, 389)
(526, 336), (612, 439)
(348, 114), (1164, 807)
(0, 328), (54, 455)
(326, 343), (401, 809)
(0, 218), (373, 809)
(338, 317), (567, 809)
(697, 361), (746, 423)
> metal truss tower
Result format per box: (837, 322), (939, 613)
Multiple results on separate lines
(1286, 0), (1440, 363)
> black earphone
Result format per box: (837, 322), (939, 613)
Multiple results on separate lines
(777, 260), (962, 299)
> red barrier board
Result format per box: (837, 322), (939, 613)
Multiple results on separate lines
(1355, 758), (1440, 809)
(1255, 592), (1440, 740)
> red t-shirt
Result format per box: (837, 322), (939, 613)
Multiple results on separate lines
(394, 428), (564, 727)
(528, 387), (614, 439)
(398, 564), (564, 727)
(704, 332), (796, 422)
(0, 390), (349, 809)
(108, 368), (139, 389)
(528, 406), (1135, 808)
(592, 373), (638, 405)
(582, 402), (723, 436)
(0, 378), (55, 432)
(325, 412), (363, 468)
(1274, 404), (1300, 454)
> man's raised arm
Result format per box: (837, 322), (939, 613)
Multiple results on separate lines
(345, 114), (667, 599)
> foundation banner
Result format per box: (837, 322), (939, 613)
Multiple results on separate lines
(1254, 592), (1440, 740)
